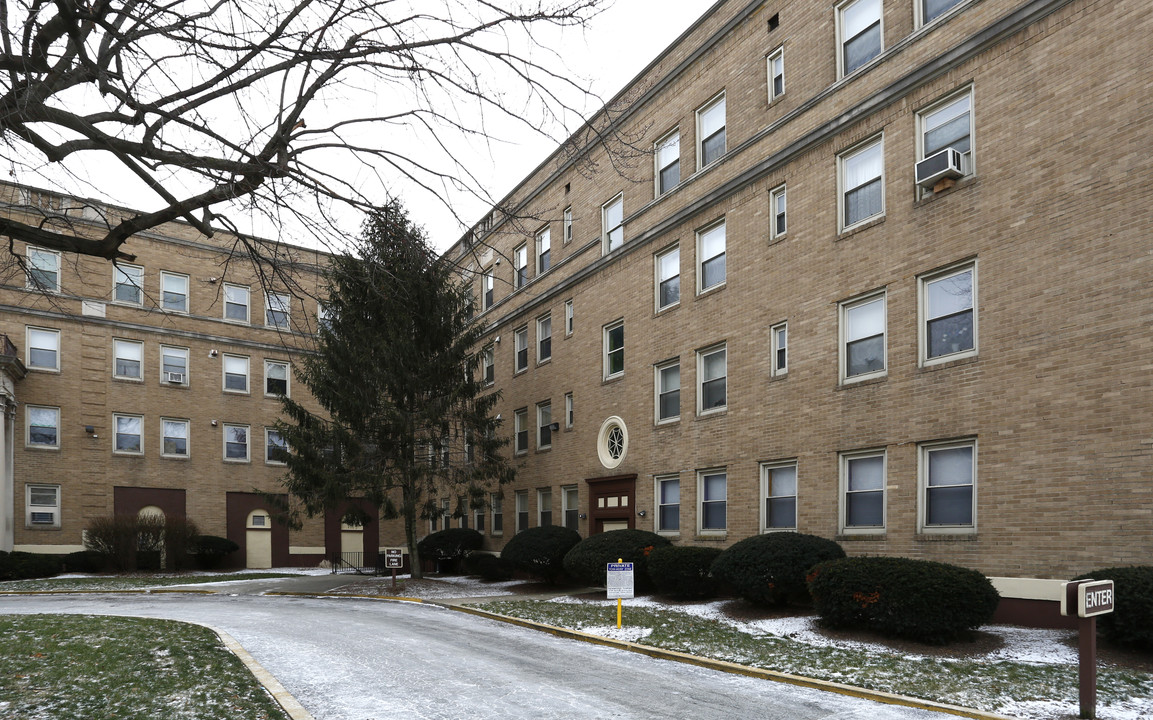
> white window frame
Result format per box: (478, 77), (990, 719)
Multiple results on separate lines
(564, 392), (574, 429)
(917, 0), (969, 28)
(536, 314), (552, 364)
(769, 184), (787, 240)
(224, 283), (250, 323)
(491, 492), (504, 536)
(562, 485), (579, 530)
(564, 299), (574, 336)
(917, 87), (975, 189)
(26, 483), (61, 528)
(26, 405), (60, 449)
(697, 344), (727, 415)
(513, 243), (528, 289)
(918, 438), (977, 534)
(514, 408), (528, 455)
(770, 321), (788, 377)
(767, 47), (785, 102)
(655, 475), (680, 534)
(223, 423), (251, 463)
(602, 194), (624, 254)
(563, 206), (573, 245)
(266, 427), (289, 465)
(113, 263), (144, 305)
(838, 135), (885, 232)
(482, 346), (495, 385)
(840, 449), (887, 535)
(223, 353), (250, 394)
(840, 291), (887, 383)
(537, 401), (552, 450)
(536, 226), (551, 275)
(26, 326), (60, 371)
(26, 246), (61, 292)
(655, 244), (680, 311)
(537, 488), (553, 527)
(654, 359), (680, 424)
(482, 268), (495, 311)
(265, 359), (290, 397)
(160, 272), (189, 313)
(266, 291), (290, 328)
(160, 345), (189, 385)
(655, 129), (681, 196)
(113, 413), (144, 455)
(761, 461), (798, 532)
(696, 220), (726, 294)
(696, 92), (727, 170)
(161, 417), (190, 458)
(515, 490), (529, 533)
(113, 339), (143, 381)
(513, 325), (529, 374)
(837, 0), (883, 78)
(698, 469), (727, 534)
(603, 319), (624, 380)
(919, 260), (977, 366)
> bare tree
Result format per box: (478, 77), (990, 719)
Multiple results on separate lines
(0, 0), (608, 266)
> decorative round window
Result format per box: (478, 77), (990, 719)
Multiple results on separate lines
(596, 416), (629, 469)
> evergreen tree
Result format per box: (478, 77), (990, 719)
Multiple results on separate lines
(277, 201), (512, 578)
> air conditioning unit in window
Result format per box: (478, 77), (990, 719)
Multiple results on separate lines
(915, 147), (964, 189)
(165, 372), (185, 384)
(30, 511), (55, 525)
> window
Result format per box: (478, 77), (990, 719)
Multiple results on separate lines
(513, 244), (528, 289)
(224, 424), (250, 461)
(563, 206), (573, 245)
(113, 264), (143, 305)
(596, 416), (628, 469)
(113, 339), (143, 380)
(482, 347), (495, 384)
(515, 490), (528, 533)
(482, 269), (494, 310)
(840, 137), (884, 230)
(27, 406), (59, 448)
(602, 194), (623, 253)
(223, 354), (250, 392)
(514, 408), (528, 455)
(474, 504), (486, 533)
(656, 246), (680, 310)
(838, 0), (882, 76)
(699, 470), (727, 532)
(266, 428), (288, 464)
(655, 131), (680, 195)
(698, 345), (727, 413)
(26, 484), (61, 527)
(563, 485), (579, 530)
(161, 345), (189, 385)
(769, 185), (787, 240)
(537, 315), (552, 363)
(26, 247), (60, 291)
(762, 462), (798, 531)
(919, 89), (973, 180)
(697, 221), (726, 292)
(921, 263), (976, 363)
(841, 292), (886, 381)
(564, 392), (573, 429)
(537, 488), (553, 526)
(27, 327), (60, 371)
(114, 414), (143, 454)
(514, 326), (528, 373)
(603, 320), (624, 379)
(536, 227), (551, 275)
(491, 493), (504, 535)
(841, 451), (886, 532)
(921, 0), (966, 25)
(266, 292), (290, 328)
(656, 476), (679, 533)
(768, 48), (785, 101)
(317, 303), (332, 330)
(161, 272), (189, 312)
(771, 322), (788, 376)
(564, 299), (574, 336)
(224, 284), (250, 322)
(920, 440), (976, 531)
(265, 360), (289, 396)
(697, 93), (726, 168)
(655, 361), (680, 423)
(162, 418), (189, 457)
(537, 401), (552, 450)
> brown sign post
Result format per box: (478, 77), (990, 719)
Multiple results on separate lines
(1061, 579), (1115, 719)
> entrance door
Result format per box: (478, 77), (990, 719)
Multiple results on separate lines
(586, 474), (637, 534)
(245, 510), (272, 569)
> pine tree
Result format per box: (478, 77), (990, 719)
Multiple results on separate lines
(277, 200), (512, 578)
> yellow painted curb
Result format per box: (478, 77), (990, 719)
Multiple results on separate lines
(265, 591), (424, 603)
(0, 588), (218, 595)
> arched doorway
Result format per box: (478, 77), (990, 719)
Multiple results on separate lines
(245, 509), (272, 569)
(137, 505), (166, 570)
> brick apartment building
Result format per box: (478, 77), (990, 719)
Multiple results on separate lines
(0, 182), (377, 569)
(398, 0), (1152, 617)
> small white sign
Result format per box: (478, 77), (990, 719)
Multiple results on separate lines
(606, 562), (634, 599)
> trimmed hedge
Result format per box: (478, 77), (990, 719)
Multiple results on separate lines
(63, 550), (107, 574)
(500, 525), (581, 584)
(646, 545), (722, 599)
(417, 528), (484, 560)
(0, 551), (62, 580)
(191, 535), (239, 569)
(464, 552), (515, 581)
(710, 532), (845, 606)
(562, 529), (671, 590)
(808, 556), (1000, 645)
(1073, 566), (1153, 651)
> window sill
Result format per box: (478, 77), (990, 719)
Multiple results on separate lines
(693, 533), (728, 542)
(602, 373), (624, 386)
(25, 445), (60, 451)
(25, 525), (61, 531)
(536, 358), (551, 368)
(655, 418), (680, 428)
(113, 377), (144, 383)
(161, 455), (190, 461)
(837, 215), (885, 240)
(223, 458), (251, 464)
(513, 368), (528, 377)
(696, 282), (726, 300)
(915, 531), (978, 541)
(838, 374), (887, 390)
(914, 175), (976, 207)
(767, 233), (786, 247)
(113, 451), (145, 458)
(835, 532), (887, 541)
(26, 367), (61, 373)
(164, 383), (190, 389)
(769, 371), (788, 382)
(223, 389), (251, 395)
(919, 352), (978, 373)
(696, 408), (727, 420)
(654, 302), (680, 318)
(535, 446), (551, 454)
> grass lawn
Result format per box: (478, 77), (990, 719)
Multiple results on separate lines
(0, 573), (299, 593)
(0, 614), (288, 720)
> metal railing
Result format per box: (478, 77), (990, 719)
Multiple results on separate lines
(328, 551), (384, 575)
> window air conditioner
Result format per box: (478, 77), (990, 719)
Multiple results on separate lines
(915, 147), (964, 189)
(165, 372), (185, 384)
(30, 511), (55, 525)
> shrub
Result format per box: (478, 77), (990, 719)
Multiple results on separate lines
(463, 552), (515, 581)
(162, 516), (200, 572)
(0, 551), (63, 580)
(646, 545), (723, 599)
(417, 528), (484, 560)
(562, 529), (671, 590)
(63, 550), (106, 574)
(710, 532), (845, 607)
(1073, 566), (1153, 651)
(191, 535), (239, 569)
(500, 526), (581, 584)
(808, 556), (1000, 645)
(84, 515), (140, 571)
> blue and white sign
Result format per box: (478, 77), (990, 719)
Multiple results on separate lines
(606, 562), (635, 599)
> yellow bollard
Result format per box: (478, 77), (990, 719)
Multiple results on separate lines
(617, 557), (623, 629)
